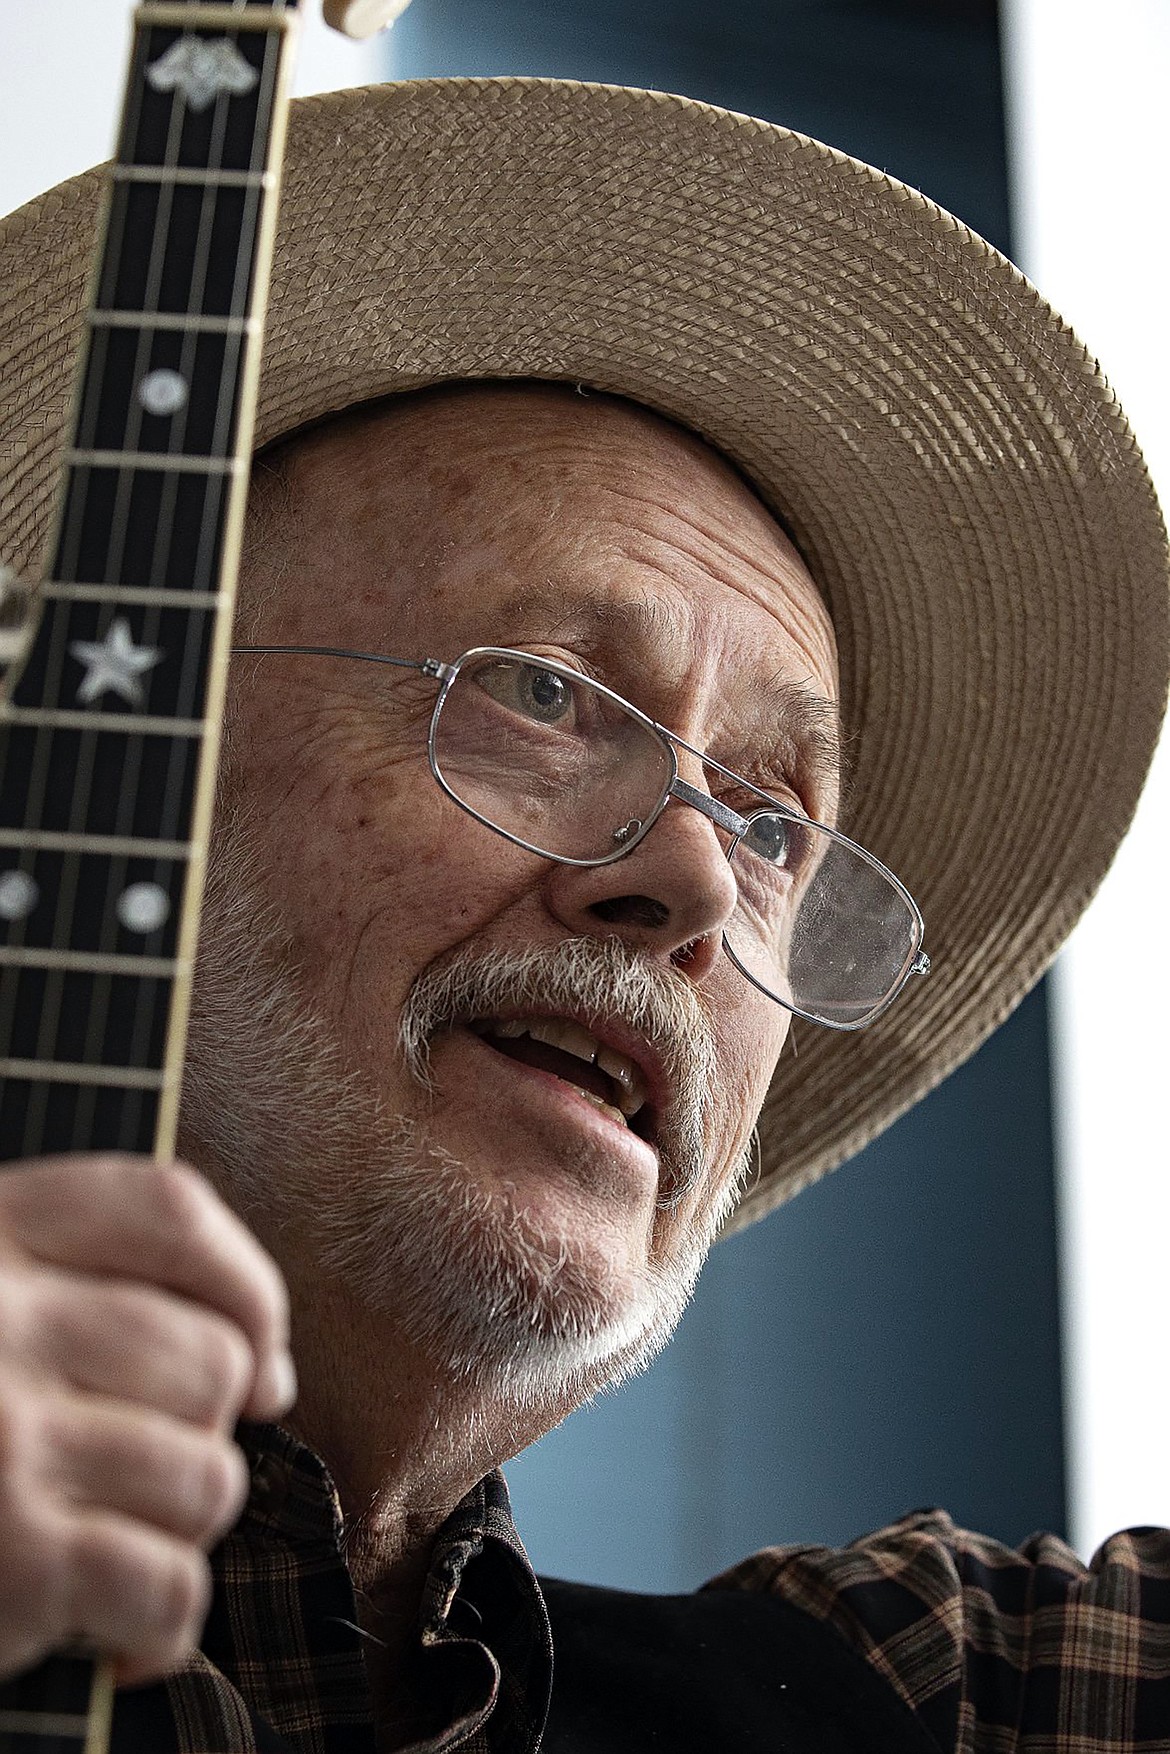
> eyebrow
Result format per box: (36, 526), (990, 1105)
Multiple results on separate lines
(495, 585), (843, 816)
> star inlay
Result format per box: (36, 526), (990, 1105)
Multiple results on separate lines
(146, 37), (259, 113)
(69, 619), (163, 707)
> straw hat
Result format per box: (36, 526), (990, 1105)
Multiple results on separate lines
(1, 78), (1167, 1232)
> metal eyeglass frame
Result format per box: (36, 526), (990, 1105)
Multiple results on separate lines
(232, 642), (930, 1029)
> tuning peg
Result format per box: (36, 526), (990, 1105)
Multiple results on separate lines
(322, 0), (414, 39)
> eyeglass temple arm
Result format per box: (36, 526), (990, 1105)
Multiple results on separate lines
(230, 644), (456, 681)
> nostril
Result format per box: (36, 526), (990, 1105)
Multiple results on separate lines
(672, 936), (703, 969)
(591, 895), (670, 929)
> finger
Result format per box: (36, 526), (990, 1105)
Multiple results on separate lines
(23, 1273), (255, 1432)
(63, 1510), (213, 1684)
(40, 1394), (249, 1545)
(0, 1156), (293, 1417)
(0, 1507), (211, 1687)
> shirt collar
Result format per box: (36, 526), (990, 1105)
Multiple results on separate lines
(186, 1422), (552, 1754)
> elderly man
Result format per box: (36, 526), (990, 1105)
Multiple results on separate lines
(0, 75), (1167, 1754)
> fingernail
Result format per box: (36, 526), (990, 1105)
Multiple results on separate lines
(267, 1350), (298, 1413)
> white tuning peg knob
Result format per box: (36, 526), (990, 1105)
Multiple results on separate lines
(322, 0), (414, 38)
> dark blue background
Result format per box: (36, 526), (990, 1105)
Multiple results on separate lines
(387, 0), (1065, 1591)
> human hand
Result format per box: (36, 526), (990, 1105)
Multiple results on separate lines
(0, 1154), (294, 1685)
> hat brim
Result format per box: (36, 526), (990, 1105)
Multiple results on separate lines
(2, 77), (1167, 1232)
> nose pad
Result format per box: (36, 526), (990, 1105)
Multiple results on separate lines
(543, 788), (739, 974)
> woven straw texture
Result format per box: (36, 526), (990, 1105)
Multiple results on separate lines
(1, 78), (1167, 1232)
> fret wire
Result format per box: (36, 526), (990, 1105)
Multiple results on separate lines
(126, 961), (170, 1095)
(4, 709), (205, 736)
(9, 609), (190, 1102)
(189, 465), (230, 608)
(2, 969), (176, 1102)
(42, 583), (228, 608)
(99, 339), (150, 496)
(0, 949), (182, 978)
(90, 309), (257, 333)
(136, 49), (196, 331)
(0, 1060), (169, 1090)
(204, 318), (246, 468)
(7, 616), (106, 972)
(206, 328), (247, 463)
(4, 2), (296, 1167)
(1, 1080), (160, 1158)
(86, 974), (160, 1119)
(182, 45), (237, 304)
(0, 0), (288, 1239)
(112, 164), (273, 188)
(136, 4), (297, 31)
(64, 450), (245, 474)
(154, 17), (295, 1152)
(69, 25), (281, 1139)
(0, 1709), (90, 1734)
(0, 830), (194, 857)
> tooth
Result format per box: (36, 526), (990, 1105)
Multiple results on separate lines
(478, 1016), (647, 1121)
(569, 1084), (628, 1126)
(596, 1044), (647, 1118)
(525, 1018), (599, 1065)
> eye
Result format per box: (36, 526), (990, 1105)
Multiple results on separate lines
(742, 812), (792, 865)
(476, 660), (575, 725)
(524, 667), (573, 721)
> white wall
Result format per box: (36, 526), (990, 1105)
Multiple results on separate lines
(1001, 0), (1170, 1557)
(0, 2), (386, 218)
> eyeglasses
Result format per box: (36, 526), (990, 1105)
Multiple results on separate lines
(232, 643), (929, 1030)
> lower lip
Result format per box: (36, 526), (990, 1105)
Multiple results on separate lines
(457, 1026), (661, 1178)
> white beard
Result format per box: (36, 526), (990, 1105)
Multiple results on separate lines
(180, 800), (751, 1413)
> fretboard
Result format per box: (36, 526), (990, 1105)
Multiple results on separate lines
(0, 0), (301, 1172)
(0, 5), (303, 1747)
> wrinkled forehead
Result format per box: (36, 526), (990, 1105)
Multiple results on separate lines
(247, 382), (832, 633)
(240, 381), (842, 818)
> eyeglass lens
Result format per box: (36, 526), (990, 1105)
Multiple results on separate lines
(431, 652), (919, 1027)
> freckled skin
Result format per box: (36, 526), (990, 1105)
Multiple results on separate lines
(228, 386), (837, 1292)
(202, 385), (840, 1727)
(194, 387), (840, 1698)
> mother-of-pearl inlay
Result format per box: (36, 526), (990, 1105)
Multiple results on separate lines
(69, 618), (164, 707)
(138, 369), (189, 417)
(146, 37), (259, 113)
(0, 870), (38, 921)
(117, 882), (170, 935)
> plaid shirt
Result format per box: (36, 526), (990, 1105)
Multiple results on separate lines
(109, 1423), (1170, 1753)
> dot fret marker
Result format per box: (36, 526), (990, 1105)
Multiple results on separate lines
(0, 870), (38, 921)
(116, 883), (170, 935)
(138, 368), (188, 416)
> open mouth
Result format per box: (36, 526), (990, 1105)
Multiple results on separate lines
(468, 1016), (657, 1143)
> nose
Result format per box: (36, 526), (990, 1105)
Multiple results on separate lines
(543, 789), (740, 982)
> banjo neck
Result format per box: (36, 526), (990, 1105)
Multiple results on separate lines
(0, 0), (303, 1165)
(0, 2), (305, 1748)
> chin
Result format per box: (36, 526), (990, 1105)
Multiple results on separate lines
(182, 831), (745, 1412)
(311, 1126), (711, 1411)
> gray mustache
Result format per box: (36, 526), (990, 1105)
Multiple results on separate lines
(397, 936), (717, 1206)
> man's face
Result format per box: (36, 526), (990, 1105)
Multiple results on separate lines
(190, 385), (838, 1403)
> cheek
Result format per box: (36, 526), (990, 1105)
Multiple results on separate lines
(274, 765), (541, 1007)
(685, 997), (788, 1221)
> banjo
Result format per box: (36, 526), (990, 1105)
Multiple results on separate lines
(0, 1), (402, 1748)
